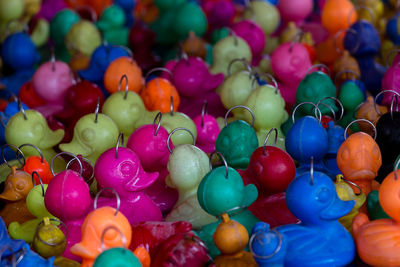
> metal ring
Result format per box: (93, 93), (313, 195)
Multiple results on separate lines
(153, 112), (163, 136)
(216, 207), (248, 219)
(18, 144), (44, 163)
(374, 90), (400, 115)
(229, 29), (239, 46)
(251, 73), (279, 93)
(94, 187), (121, 216)
(209, 151), (229, 178)
(50, 47), (56, 72)
(249, 228), (283, 260)
(318, 103), (336, 121)
(337, 174), (362, 196)
(31, 171), (45, 197)
(201, 101), (208, 127)
(170, 96), (174, 116)
(333, 28), (360, 55)
(14, 245), (27, 266)
(262, 128), (278, 155)
(100, 225), (127, 251)
(291, 102), (323, 123)
(166, 127), (196, 154)
(317, 96), (344, 122)
(94, 96), (100, 123)
(17, 98), (27, 120)
(390, 95), (400, 117)
(385, 49), (400, 68)
(224, 105), (255, 127)
(34, 218), (68, 247)
(289, 30), (305, 52)
(117, 74), (129, 100)
(348, 5), (375, 26)
(1, 144), (25, 169)
(145, 67), (174, 82)
(394, 154), (400, 180)
(66, 156), (94, 183)
(334, 69), (360, 85)
(310, 156), (314, 185)
(344, 119), (377, 140)
(227, 58), (252, 77)
(50, 152), (83, 176)
(305, 64), (331, 77)
(115, 133), (124, 159)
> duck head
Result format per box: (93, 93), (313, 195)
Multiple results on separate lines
(337, 132), (382, 181)
(0, 166), (33, 202)
(59, 113), (119, 163)
(344, 20), (380, 57)
(193, 114), (220, 154)
(197, 166), (258, 216)
(70, 206), (132, 261)
(26, 184), (55, 219)
(166, 144), (210, 192)
(286, 171), (355, 224)
(5, 110), (64, 160)
(95, 146), (159, 197)
(378, 169), (400, 221)
(161, 112), (197, 146)
(335, 175), (366, 213)
(356, 96), (387, 129)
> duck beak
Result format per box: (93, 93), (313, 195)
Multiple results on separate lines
(125, 171), (159, 191)
(320, 195), (355, 220)
(59, 136), (93, 158)
(70, 241), (97, 258)
(38, 127), (65, 149)
(242, 183), (258, 208)
(0, 188), (22, 201)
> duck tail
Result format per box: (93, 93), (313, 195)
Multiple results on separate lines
(352, 212), (370, 236)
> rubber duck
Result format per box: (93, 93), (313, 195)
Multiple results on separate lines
(324, 121), (346, 177)
(196, 163), (259, 258)
(0, 166), (35, 227)
(333, 51), (361, 87)
(352, 164), (400, 266)
(141, 77), (180, 114)
(9, 178), (57, 243)
(367, 190), (391, 220)
(250, 170), (356, 266)
(355, 95), (387, 136)
(213, 213), (257, 267)
(5, 109), (65, 163)
(93, 247), (142, 267)
(335, 175), (366, 233)
(0, 217), (25, 260)
(1, 243), (55, 267)
(181, 31), (207, 59)
(59, 113), (119, 164)
(96, 5), (129, 46)
(243, 1), (280, 36)
(193, 108), (220, 154)
(337, 81), (365, 130)
(160, 110), (198, 146)
(94, 143), (163, 224)
(165, 143), (217, 229)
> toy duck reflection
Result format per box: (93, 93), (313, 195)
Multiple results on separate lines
(0, 166), (35, 226)
(249, 168), (356, 266)
(352, 162), (400, 266)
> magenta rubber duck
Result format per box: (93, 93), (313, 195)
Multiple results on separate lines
(94, 138), (163, 224)
(193, 106), (221, 154)
(44, 166), (92, 261)
(169, 57), (225, 118)
(271, 42), (312, 109)
(202, 0), (235, 30)
(381, 60), (400, 106)
(127, 121), (178, 215)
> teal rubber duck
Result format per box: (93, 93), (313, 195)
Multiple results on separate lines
(96, 5), (129, 46)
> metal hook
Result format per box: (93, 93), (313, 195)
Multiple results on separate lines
(344, 119), (377, 140)
(34, 218), (68, 246)
(374, 90), (400, 115)
(170, 96), (174, 116)
(115, 133), (124, 159)
(390, 95), (400, 118)
(333, 28), (360, 55)
(94, 97), (100, 123)
(289, 30), (305, 52)
(334, 69), (360, 86)
(50, 47), (56, 72)
(18, 144), (44, 163)
(66, 156), (94, 183)
(167, 127), (196, 153)
(100, 225), (127, 251)
(50, 152), (83, 177)
(209, 151), (229, 178)
(262, 128), (278, 155)
(394, 155), (400, 180)
(94, 187), (121, 216)
(17, 98), (27, 120)
(153, 112), (163, 136)
(310, 157), (314, 185)
(229, 29), (239, 46)
(249, 229), (283, 260)
(305, 64), (331, 77)
(291, 102), (323, 123)
(201, 101), (208, 127)
(317, 96), (344, 122)
(251, 73), (279, 93)
(31, 171), (45, 197)
(227, 58), (252, 77)
(1, 144), (25, 169)
(145, 67), (174, 82)
(117, 74), (129, 100)
(337, 174), (362, 196)
(224, 105), (255, 127)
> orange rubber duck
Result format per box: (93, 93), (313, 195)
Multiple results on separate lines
(356, 96), (388, 136)
(70, 206), (150, 267)
(0, 166), (35, 226)
(213, 213), (257, 267)
(352, 163), (400, 266)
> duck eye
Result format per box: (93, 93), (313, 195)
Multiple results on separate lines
(15, 181), (26, 190)
(340, 148), (350, 161)
(317, 188), (331, 203)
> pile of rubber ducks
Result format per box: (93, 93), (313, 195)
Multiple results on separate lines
(2, 0), (400, 266)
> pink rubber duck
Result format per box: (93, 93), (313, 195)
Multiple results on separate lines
(126, 120), (178, 215)
(193, 104), (221, 154)
(94, 138), (163, 224)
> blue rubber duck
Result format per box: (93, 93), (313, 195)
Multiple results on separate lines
(250, 170), (356, 266)
(324, 121), (345, 178)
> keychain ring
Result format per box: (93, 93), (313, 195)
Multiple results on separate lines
(249, 228), (283, 260)
(374, 90), (400, 115)
(94, 96), (100, 123)
(35, 218), (68, 246)
(170, 96), (174, 116)
(115, 133), (124, 159)
(66, 156), (94, 183)
(390, 94), (400, 117)
(117, 74), (129, 100)
(201, 101), (208, 127)
(289, 30), (305, 52)
(31, 171), (45, 197)
(209, 151), (229, 178)
(310, 156), (314, 185)
(227, 58), (252, 77)
(50, 47), (56, 71)
(153, 112), (163, 136)
(1, 144), (25, 169)
(17, 98), (27, 120)
(337, 175), (363, 196)
(344, 119), (377, 140)
(291, 102), (322, 123)
(334, 69), (360, 85)
(251, 73), (279, 93)
(94, 187), (121, 216)
(50, 152), (83, 176)
(145, 67), (174, 82)
(333, 28), (360, 55)
(318, 102), (337, 121)
(224, 105), (255, 127)
(394, 155), (400, 180)
(317, 96), (344, 122)
(100, 225), (127, 251)
(19, 144), (44, 163)
(305, 64), (331, 77)
(262, 128), (278, 155)
(167, 127), (196, 153)
(229, 29), (239, 46)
